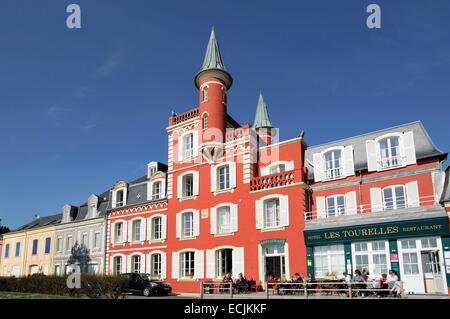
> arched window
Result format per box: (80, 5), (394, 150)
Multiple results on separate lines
(116, 190), (125, 207)
(202, 86), (209, 102)
(202, 113), (208, 130)
(216, 206), (231, 234)
(152, 217), (162, 240)
(222, 88), (227, 104)
(113, 256), (122, 275)
(151, 254), (162, 279)
(114, 222), (124, 243)
(217, 164), (230, 190)
(379, 136), (401, 168)
(323, 149), (343, 179)
(216, 249), (233, 277)
(180, 251), (195, 279)
(132, 255), (141, 273)
(269, 164), (286, 174)
(182, 212), (194, 238)
(132, 220), (142, 242)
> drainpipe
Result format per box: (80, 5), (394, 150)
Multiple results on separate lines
(358, 170), (364, 213)
(103, 191), (112, 275)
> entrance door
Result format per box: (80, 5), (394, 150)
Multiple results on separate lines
(421, 250), (444, 294)
(265, 256), (285, 280)
(263, 244), (286, 281)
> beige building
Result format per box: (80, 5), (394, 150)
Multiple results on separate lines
(1, 214), (60, 277)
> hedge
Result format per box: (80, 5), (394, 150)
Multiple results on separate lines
(0, 274), (128, 299)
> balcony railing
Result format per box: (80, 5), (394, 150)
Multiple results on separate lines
(169, 108), (199, 126)
(250, 170), (298, 192)
(379, 155), (403, 169)
(325, 167), (344, 180)
(304, 195), (439, 221)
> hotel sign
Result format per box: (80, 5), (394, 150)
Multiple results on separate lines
(304, 217), (450, 246)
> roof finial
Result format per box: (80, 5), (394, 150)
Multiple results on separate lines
(253, 91), (273, 129)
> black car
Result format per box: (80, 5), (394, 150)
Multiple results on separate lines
(122, 273), (172, 297)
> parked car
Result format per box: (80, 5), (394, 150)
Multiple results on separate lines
(122, 273), (172, 297)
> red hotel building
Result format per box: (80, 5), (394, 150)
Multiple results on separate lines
(105, 28), (450, 294)
(106, 28), (308, 292)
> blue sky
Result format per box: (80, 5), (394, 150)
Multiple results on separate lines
(0, 0), (449, 229)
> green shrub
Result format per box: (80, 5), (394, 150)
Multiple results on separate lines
(0, 274), (128, 299)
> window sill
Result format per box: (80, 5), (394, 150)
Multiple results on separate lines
(177, 278), (198, 282)
(213, 188), (235, 196)
(179, 196), (197, 202)
(179, 236), (197, 241)
(261, 227), (285, 232)
(149, 239), (166, 244)
(214, 232), (235, 237)
(130, 240), (145, 245)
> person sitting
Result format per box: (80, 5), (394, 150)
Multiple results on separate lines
(221, 272), (233, 293)
(388, 270), (401, 297)
(352, 270), (365, 297)
(235, 273), (247, 294)
(378, 274), (388, 297)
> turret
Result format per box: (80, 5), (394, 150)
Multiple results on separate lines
(253, 92), (274, 145)
(195, 27), (232, 162)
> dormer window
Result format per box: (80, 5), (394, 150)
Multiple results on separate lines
(379, 136), (400, 169)
(324, 149), (343, 179)
(202, 86), (209, 102)
(89, 204), (97, 218)
(116, 190), (124, 207)
(152, 181), (162, 200)
(202, 113), (208, 130)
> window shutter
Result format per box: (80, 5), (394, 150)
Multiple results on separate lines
(286, 161), (294, 171)
(126, 255), (132, 273)
(343, 146), (355, 177)
(109, 257), (114, 274)
(370, 188), (383, 212)
(111, 190), (117, 208)
(255, 199), (264, 229)
(206, 249), (215, 279)
(146, 254), (151, 273)
(193, 130), (199, 157)
(261, 166), (269, 176)
(366, 140), (378, 172)
(147, 218), (152, 242)
(193, 172), (200, 196)
(177, 175), (182, 199)
(210, 207), (217, 234)
(231, 204), (238, 233)
(193, 210), (200, 237)
(121, 256), (126, 274)
(123, 189), (128, 207)
(147, 182), (151, 201)
(232, 247), (245, 279)
(177, 136), (184, 162)
(402, 131), (416, 166)
(122, 221), (128, 243)
(127, 221), (133, 243)
(345, 191), (357, 215)
(175, 213), (181, 238)
(161, 252), (167, 279)
(313, 153), (324, 182)
(280, 196), (289, 227)
(140, 219), (145, 242)
(316, 197), (326, 219)
(210, 166), (217, 192)
(406, 181), (420, 208)
(172, 252), (179, 279)
(194, 250), (204, 279)
(161, 215), (167, 240)
(230, 162), (237, 188)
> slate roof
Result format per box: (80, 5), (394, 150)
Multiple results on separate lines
(304, 121), (447, 180)
(253, 92), (273, 129)
(14, 213), (61, 232)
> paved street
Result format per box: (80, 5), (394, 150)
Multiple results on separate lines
(126, 292), (450, 300)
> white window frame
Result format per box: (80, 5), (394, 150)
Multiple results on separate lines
(326, 194), (346, 217)
(177, 170), (199, 199)
(377, 134), (402, 169)
(66, 235), (73, 252)
(112, 187), (127, 208)
(181, 211), (194, 238)
(202, 85), (209, 102)
(94, 231), (101, 249)
(261, 161), (294, 176)
(131, 219), (143, 242)
(152, 216), (163, 241)
(131, 254), (142, 273)
(56, 236), (62, 253)
(382, 184), (406, 211)
(202, 112), (209, 129)
(263, 198), (280, 229)
(313, 244), (346, 279)
(180, 251), (196, 279)
(323, 148), (344, 180)
(113, 221), (125, 244)
(255, 194), (289, 230)
(352, 241), (390, 278)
